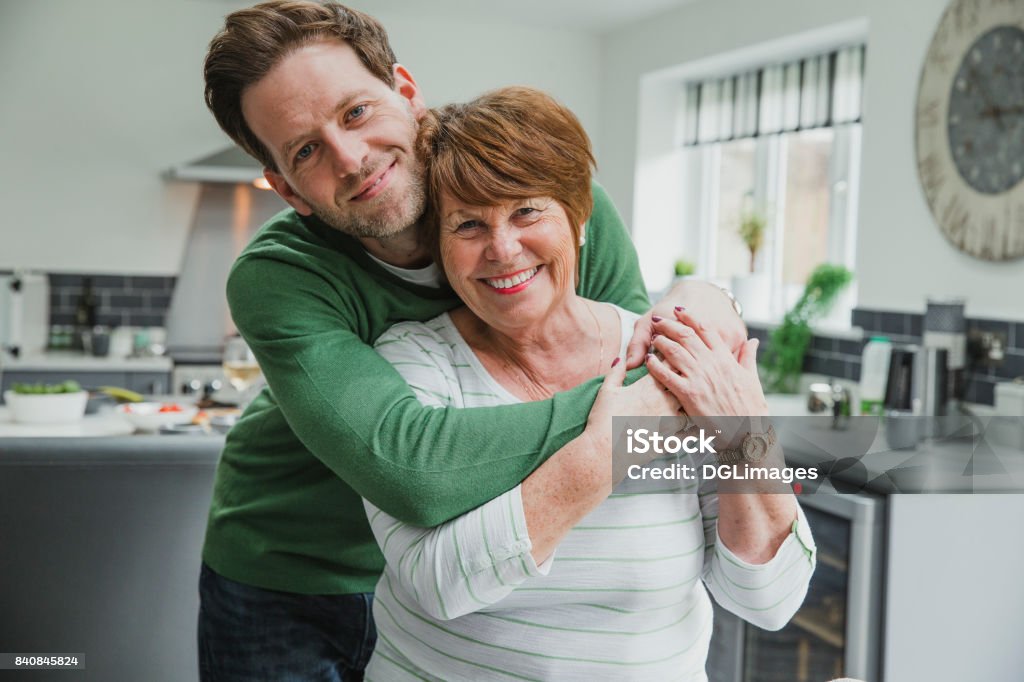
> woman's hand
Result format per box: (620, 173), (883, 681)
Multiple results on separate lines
(647, 308), (798, 566)
(585, 357), (682, 449)
(625, 280), (747, 369)
(575, 357), (682, 486)
(645, 307), (768, 420)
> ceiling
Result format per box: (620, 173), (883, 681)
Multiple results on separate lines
(353, 0), (700, 33)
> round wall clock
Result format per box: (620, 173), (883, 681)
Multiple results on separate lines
(915, 0), (1024, 261)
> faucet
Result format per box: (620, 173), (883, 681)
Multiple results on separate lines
(808, 380), (852, 430)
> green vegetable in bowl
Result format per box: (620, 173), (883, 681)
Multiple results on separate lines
(11, 380), (82, 395)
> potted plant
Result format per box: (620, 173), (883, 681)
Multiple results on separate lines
(672, 258), (695, 281)
(759, 264), (854, 394)
(730, 209), (771, 320)
(738, 211), (767, 274)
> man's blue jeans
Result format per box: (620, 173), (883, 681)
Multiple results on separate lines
(198, 563), (376, 681)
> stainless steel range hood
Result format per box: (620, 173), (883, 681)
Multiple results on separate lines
(164, 183), (286, 363)
(165, 145), (265, 184)
(163, 145), (285, 363)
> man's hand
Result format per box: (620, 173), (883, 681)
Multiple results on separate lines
(625, 279), (747, 369)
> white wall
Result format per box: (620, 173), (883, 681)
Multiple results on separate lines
(365, 5), (603, 147)
(0, 0), (223, 275)
(0, 0), (601, 275)
(885, 495), (1024, 681)
(601, 0), (1024, 320)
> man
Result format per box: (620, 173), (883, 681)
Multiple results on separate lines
(197, 2), (746, 680)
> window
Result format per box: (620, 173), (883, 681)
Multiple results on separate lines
(681, 46), (864, 325)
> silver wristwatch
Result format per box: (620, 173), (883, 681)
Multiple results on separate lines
(716, 423), (776, 464)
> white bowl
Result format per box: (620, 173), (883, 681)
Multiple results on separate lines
(118, 402), (199, 433)
(3, 390), (89, 424)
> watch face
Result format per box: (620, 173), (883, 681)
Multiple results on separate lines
(947, 25), (1024, 195)
(742, 434), (770, 463)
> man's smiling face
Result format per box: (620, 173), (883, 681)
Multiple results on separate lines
(242, 39), (427, 238)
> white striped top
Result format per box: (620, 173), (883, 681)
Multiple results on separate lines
(366, 306), (816, 681)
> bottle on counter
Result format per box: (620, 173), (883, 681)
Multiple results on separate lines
(859, 336), (892, 416)
(47, 325), (75, 351)
(74, 277), (98, 352)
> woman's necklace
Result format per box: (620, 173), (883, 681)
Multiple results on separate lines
(584, 301), (605, 377)
(486, 301), (606, 401)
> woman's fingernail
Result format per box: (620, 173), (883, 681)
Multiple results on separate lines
(611, 357), (620, 368)
(652, 315), (663, 323)
(646, 352), (655, 362)
(652, 333), (660, 340)
(674, 305), (685, 312)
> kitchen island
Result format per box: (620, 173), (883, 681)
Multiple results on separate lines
(0, 434), (223, 682)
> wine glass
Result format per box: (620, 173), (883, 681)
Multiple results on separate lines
(222, 335), (262, 406)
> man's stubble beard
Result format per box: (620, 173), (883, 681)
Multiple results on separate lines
(306, 157), (427, 240)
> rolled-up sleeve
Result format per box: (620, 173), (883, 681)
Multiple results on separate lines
(701, 499), (817, 631)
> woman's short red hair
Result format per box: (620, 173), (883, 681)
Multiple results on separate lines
(416, 87), (596, 268)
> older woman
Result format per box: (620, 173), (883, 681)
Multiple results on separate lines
(365, 87), (815, 681)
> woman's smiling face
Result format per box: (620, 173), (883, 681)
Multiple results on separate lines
(438, 193), (580, 333)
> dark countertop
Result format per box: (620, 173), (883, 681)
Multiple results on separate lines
(0, 434), (224, 465)
(776, 415), (1024, 494)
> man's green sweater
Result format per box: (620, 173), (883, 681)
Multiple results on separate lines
(202, 183), (649, 595)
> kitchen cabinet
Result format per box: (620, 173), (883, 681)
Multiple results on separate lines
(706, 411), (1024, 682)
(709, 492), (1024, 682)
(709, 492), (884, 682)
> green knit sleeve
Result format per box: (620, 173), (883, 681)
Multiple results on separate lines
(228, 255), (604, 528)
(577, 181), (650, 315)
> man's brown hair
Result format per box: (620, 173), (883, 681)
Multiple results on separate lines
(204, 0), (396, 171)
(416, 87), (596, 273)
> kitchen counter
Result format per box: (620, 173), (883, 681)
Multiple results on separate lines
(764, 393), (1024, 494)
(1, 350), (173, 372)
(0, 391), (215, 438)
(0, 432), (223, 461)
(0, 408), (136, 438)
(780, 418), (1024, 493)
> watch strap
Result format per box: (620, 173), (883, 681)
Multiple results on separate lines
(716, 423), (777, 464)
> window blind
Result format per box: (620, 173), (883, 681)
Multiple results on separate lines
(682, 45), (865, 146)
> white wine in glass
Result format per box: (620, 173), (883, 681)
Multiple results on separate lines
(222, 335), (262, 404)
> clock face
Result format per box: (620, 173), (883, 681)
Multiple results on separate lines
(947, 26), (1024, 195)
(916, 0), (1024, 261)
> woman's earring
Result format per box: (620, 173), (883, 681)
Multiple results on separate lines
(579, 233), (587, 246)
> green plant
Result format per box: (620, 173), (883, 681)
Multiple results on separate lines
(738, 211), (767, 273)
(12, 380), (82, 395)
(759, 264), (854, 394)
(673, 259), (695, 277)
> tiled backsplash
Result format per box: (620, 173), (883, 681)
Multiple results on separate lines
(7, 270), (1024, 406)
(750, 308), (1024, 406)
(47, 273), (176, 328)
